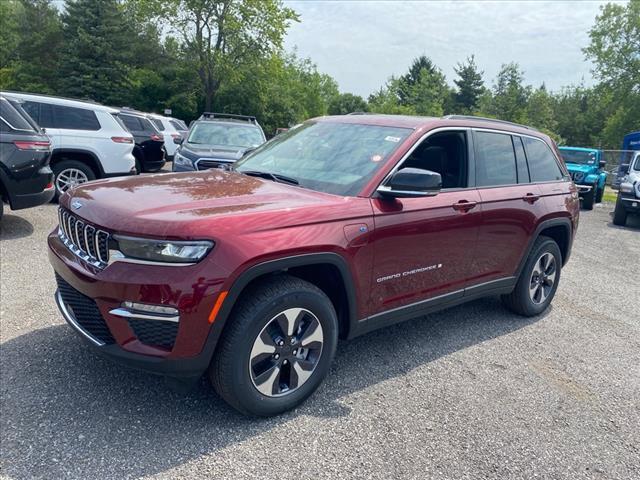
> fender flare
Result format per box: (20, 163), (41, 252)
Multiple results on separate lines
(515, 217), (573, 278)
(199, 252), (359, 363)
(51, 148), (105, 177)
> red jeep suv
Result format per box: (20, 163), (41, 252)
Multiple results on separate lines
(48, 114), (579, 416)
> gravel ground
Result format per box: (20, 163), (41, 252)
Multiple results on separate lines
(1, 200), (639, 480)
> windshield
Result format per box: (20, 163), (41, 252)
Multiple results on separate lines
(560, 149), (596, 165)
(187, 122), (264, 148)
(235, 121), (412, 196)
(0, 98), (37, 132)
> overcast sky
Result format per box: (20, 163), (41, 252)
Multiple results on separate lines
(283, 0), (614, 97)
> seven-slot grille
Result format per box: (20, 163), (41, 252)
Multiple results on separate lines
(58, 207), (110, 267)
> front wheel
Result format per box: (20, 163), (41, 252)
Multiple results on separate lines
(582, 185), (596, 210)
(595, 187), (604, 203)
(613, 195), (628, 226)
(502, 236), (562, 317)
(209, 275), (338, 416)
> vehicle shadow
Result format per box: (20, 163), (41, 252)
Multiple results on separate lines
(606, 210), (640, 230)
(0, 214), (34, 241)
(1, 297), (544, 479)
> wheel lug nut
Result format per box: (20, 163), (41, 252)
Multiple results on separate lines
(283, 359), (288, 365)
(292, 349), (297, 355)
(274, 353), (280, 360)
(278, 340), (284, 346)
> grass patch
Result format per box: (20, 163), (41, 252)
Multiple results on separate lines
(602, 187), (618, 203)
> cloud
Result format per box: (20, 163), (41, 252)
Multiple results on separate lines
(283, 0), (610, 97)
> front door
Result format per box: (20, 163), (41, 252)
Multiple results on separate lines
(367, 129), (482, 316)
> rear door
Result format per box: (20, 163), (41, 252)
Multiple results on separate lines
(471, 130), (547, 285)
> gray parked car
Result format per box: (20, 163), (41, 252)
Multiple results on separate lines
(613, 151), (640, 226)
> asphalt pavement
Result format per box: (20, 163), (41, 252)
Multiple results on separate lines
(1, 201), (639, 480)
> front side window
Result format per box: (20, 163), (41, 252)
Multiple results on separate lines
(188, 122), (265, 148)
(400, 130), (468, 188)
(474, 131), (517, 187)
(235, 121), (412, 196)
(524, 137), (564, 182)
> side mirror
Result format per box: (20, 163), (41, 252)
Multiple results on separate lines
(377, 168), (442, 198)
(599, 159), (606, 168)
(173, 136), (183, 145)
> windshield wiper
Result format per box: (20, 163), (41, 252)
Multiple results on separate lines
(240, 170), (299, 185)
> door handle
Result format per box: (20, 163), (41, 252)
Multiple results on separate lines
(522, 193), (540, 204)
(452, 200), (477, 212)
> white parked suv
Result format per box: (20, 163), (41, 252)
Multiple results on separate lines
(147, 113), (188, 160)
(2, 92), (136, 198)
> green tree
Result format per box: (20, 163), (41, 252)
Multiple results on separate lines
(328, 93), (368, 115)
(485, 62), (530, 122)
(0, 0), (21, 72)
(583, 0), (640, 148)
(9, 0), (63, 93)
(144, 0), (299, 111)
(58, 0), (137, 104)
(397, 56), (449, 116)
(368, 78), (415, 115)
(453, 55), (485, 114)
(526, 84), (558, 137)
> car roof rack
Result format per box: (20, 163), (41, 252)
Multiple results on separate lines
(442, 115), (538, 131)
(199, 112), (258, 123)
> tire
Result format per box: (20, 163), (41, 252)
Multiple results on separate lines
(52, 160), (96, 200)
(582, 185), (595, 210)
(134, 155), (142, 175)
(209, 275), (338, 416)
(595, 187), (604, 204)
(612, 195), (628, 226)
(0, 200), (3, 221)
(501, 236), (562, 317)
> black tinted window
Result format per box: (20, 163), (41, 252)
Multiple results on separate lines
(0, 98), (36, 131)
(150, 118), (164, 131)
(475, 131), (517, 187)
(513, 136), (530, 183)
(524, 137), (564, 182)
(119, 114), (143, 132)
(139, 117), (156, 133)
(26, 102), (100, 130)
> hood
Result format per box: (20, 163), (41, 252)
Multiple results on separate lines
(62, 171), (347, 238)
(181, 143), (247, 161)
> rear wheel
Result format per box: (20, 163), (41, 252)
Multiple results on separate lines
(209, 275), (338, 416)
(52, 160), (95, 200)
(613, 195), (628, 226)
(502, 236), (562, 317)
(582, 184), (596, 210)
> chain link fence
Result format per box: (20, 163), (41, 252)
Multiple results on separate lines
(601, 150), (637, 189)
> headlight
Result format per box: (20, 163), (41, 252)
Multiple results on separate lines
(174, 152), (195, 170)
(573, 172), (584, 182)
(620, 182), (633, 193)
(112, 235), (214, 264)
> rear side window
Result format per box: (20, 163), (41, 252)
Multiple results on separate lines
(139, 117), (156, 133)
(474, 131), (517, 187)
(119, 114), (143, 132)
(513, 136), (530, 183)
(170, 119), (187, 131)
(150, 118), (165, 131)
(0, 98), (36, 132)
(524, 137), (564, 182)
(22, 101), (100, 131)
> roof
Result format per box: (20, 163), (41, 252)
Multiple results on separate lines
(558, 146), (601, 153)
(1, 90), (119, 113)
(315, 114), (547, 138)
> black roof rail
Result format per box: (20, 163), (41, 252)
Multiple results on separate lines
(199, 112), (258, 123)
(442, 114), (538, 131)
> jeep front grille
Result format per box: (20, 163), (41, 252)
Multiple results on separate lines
(57, 207), (110, 268)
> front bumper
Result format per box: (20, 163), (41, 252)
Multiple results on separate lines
(9, 185), (55, 210)
(48, 231), (227, 380)
(620, 195), (640, 213)
(575, 184), (593, 195)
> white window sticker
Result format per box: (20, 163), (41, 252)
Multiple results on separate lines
(385, 136), (401, 143)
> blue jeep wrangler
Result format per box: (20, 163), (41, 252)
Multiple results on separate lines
(558, 147), (607, 210)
